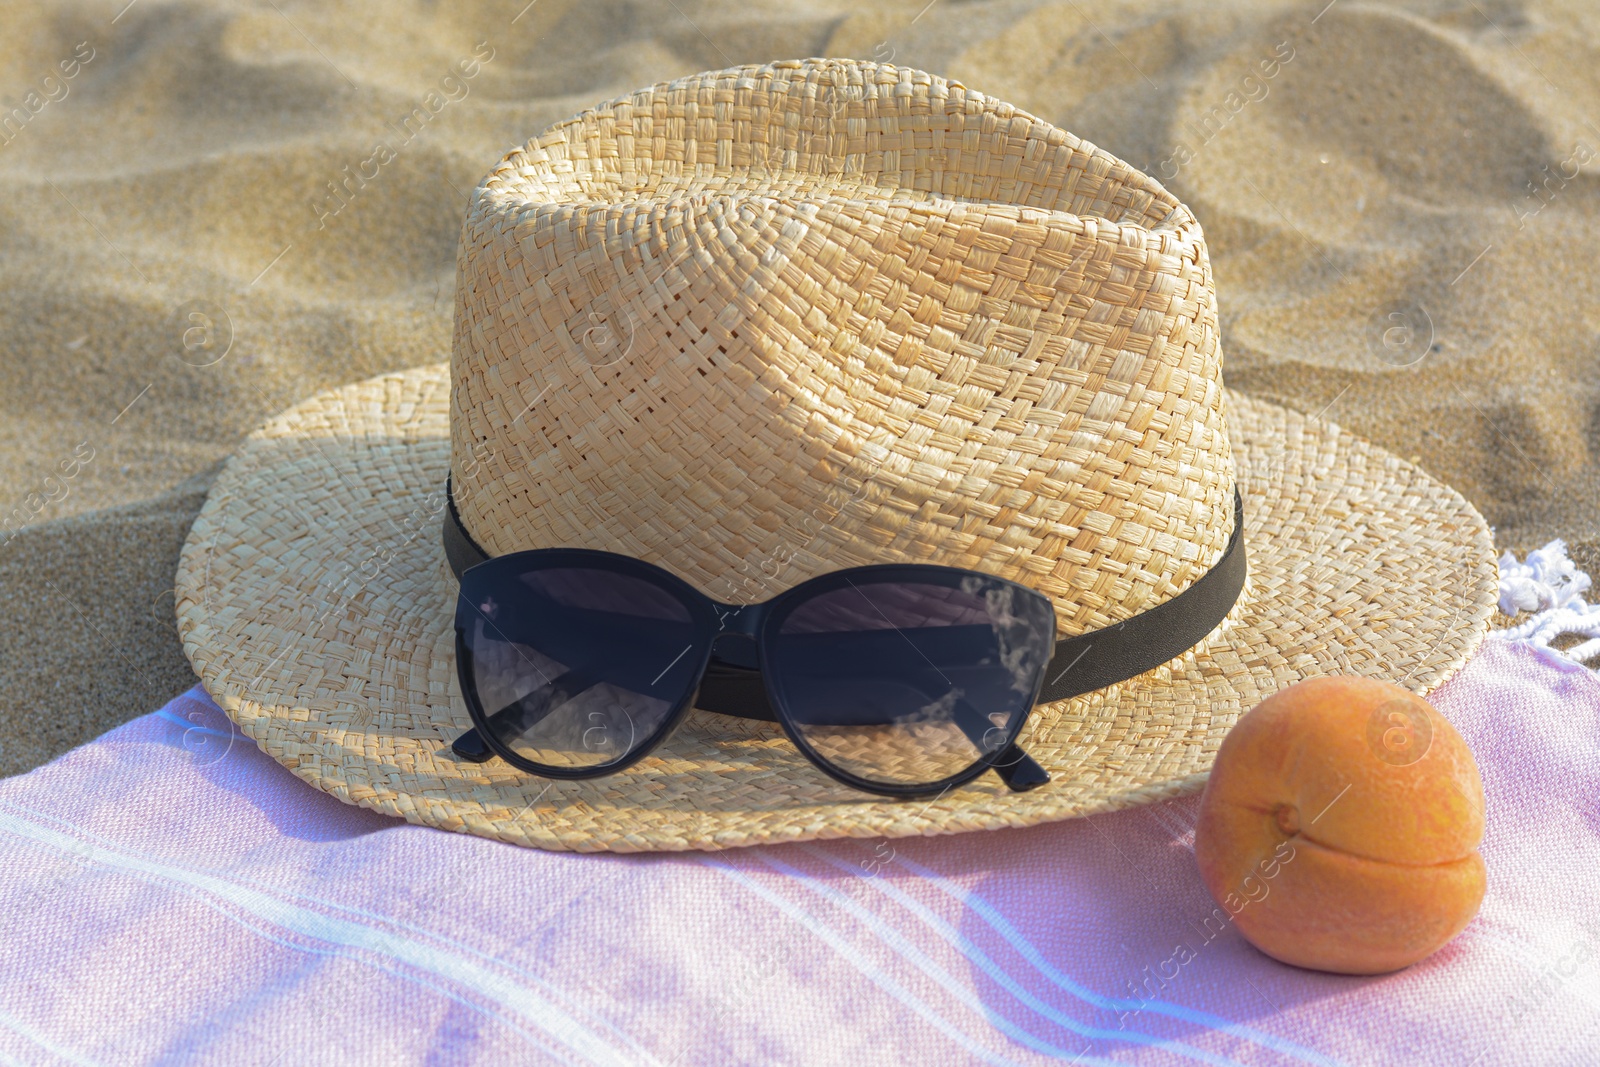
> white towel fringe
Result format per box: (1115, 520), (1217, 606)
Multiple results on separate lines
(1491, 540), (1600, 664)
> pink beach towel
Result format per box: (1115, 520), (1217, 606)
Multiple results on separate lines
(0, 638), (1596, 1066)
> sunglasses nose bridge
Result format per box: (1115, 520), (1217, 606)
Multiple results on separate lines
(711, 601), (761, 638)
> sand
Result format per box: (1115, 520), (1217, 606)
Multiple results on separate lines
(1, 0), (1596, 775)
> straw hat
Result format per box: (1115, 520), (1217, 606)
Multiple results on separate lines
(176, 58), (1496, 853)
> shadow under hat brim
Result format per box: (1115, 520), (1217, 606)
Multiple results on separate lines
(175, 363), (1496, 853)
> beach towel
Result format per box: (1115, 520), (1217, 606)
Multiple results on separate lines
(0, 636), (1594, 1065)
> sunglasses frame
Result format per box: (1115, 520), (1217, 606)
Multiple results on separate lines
(452, 547), (1057, 799)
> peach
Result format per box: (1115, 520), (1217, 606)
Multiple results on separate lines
(1194, 676), (1486, 974)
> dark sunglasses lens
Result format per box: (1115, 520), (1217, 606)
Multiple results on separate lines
(461, 565), (703, 770)
(766, 577), (1055, 788)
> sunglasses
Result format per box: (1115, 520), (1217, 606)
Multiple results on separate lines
(443, 484), (1248, 799)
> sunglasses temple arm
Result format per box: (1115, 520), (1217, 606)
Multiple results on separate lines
(451, 667), (602, 763)
(452, 725), (495, 762)
(947, 695), (1049, 793)
(991, 743), (1050, 791)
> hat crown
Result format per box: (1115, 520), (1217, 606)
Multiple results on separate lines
(450, 58), (1234, 637)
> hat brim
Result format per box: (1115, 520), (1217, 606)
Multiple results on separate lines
(175, 363), (1496, 852)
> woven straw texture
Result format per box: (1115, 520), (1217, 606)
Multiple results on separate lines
(175, 59), (1496, 851)
(174, 363), (1496, 853)
(450, 59), (1232, 638)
